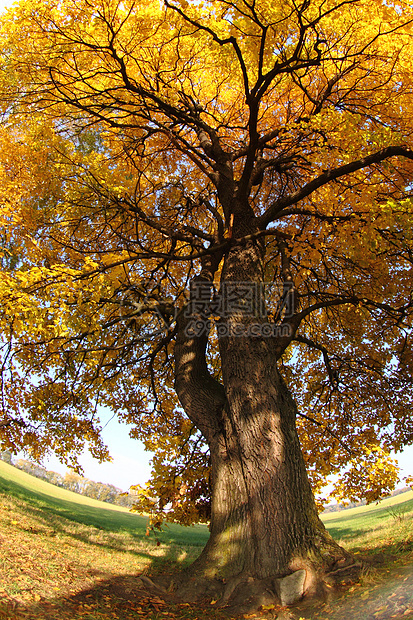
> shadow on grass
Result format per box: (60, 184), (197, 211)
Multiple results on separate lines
(0, 475), (209, 548)
(0, 571), (229, 620)
(2, 468), (412, 620)
(1, 543), (412, 620)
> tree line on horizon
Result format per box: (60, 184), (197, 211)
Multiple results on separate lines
(0, 450), (135, 508)
(2, 448), (410, 515)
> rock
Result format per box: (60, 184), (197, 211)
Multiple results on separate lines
(274, 569), (306, 606)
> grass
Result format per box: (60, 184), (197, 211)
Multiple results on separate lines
(322, 492), (413, 557)
(0, 460), (211, 620)
(0, 460), (412, 620)
(0, 461), (209, 546)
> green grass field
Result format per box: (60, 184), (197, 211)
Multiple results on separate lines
(1, 460), (412, 620)
(323, 491), (413, 555)
(0, 460), (209, 547)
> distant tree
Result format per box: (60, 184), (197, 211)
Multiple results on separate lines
(95, 483), (121, 504)
(63, 470), (89, 495)
(83, 479), (121, 502)
(83, 480), (100, 500)
(45, 470), (64, 487)
(114, 492), (135, 508)
(0, 450), (13, 464)
(15, 459), (48, 480)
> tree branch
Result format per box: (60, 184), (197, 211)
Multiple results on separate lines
(296, 411), (355, 455)
(174, 252), (226, 444)
(294, 334), (338, 388)
(258, 146), (413, 227)
(163, 0), (250, 98)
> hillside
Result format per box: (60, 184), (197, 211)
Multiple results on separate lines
(0, 459), (412, 620)
(0, 460), (209, 547)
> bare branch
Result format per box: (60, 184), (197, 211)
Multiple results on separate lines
(294, 334), (338, 388)
(259, 146), (413, 226)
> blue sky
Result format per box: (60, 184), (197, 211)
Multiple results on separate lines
(0, 0), (12, 11)
(42, 413), (413, 493)
(44, 421), (154, 491)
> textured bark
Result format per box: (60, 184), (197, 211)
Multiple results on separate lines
(174, 309), (225, 444)
(173, 235), (350, 608)
(174, 255), (226, 444)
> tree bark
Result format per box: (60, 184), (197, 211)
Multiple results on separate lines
(173, 235), (350, 608)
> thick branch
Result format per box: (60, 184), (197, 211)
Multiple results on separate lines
(294, 334), (338, 387)
(296, 411), (355, 455)
(258, 146), (413, 226)
(274, 289), (413, 359)
(174, 254), (226, 444)
(274, 296), (359, 359)
(174, 309), (226, 444)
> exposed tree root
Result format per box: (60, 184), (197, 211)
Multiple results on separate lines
(138, 575), (168, 594)
(149, 552), (364, 616)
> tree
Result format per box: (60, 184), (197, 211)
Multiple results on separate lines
(1, 0), (413, 607)
(63, 470), (90, 495)
(15, 458), (49, 479)
(0, 449), (13, 464)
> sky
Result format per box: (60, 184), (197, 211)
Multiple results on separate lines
(39, 413), (413, 493)
(43, 419), (154, 492)
(0, 0), (412, 494)
(0, 0), (12, 11)
(0, 0), (150, 493)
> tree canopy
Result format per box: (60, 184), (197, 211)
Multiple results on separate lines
(1, 0), (413, 533)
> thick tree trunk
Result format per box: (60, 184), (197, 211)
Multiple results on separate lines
(188, 352), (346, 604)
(173, 236), (351, 609)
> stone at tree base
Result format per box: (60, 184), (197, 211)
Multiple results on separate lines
(274, 569), (307, 606)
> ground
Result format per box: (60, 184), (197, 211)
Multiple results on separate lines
(0, 461), (412, 620)
(1, 552), (412, 620)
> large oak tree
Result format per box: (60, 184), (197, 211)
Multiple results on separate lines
(1, 0), (413, 607)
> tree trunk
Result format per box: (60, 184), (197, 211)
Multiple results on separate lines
(173, 236), (351, 609)
(188, 351), (346, 605)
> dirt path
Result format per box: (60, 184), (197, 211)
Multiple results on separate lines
(293, 560), (413, 620)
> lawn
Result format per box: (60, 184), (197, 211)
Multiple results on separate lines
(0, 460), (412, 620)
(323, 492), (413, 555)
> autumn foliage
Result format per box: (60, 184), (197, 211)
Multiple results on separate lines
(0, 0), (413, 579)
